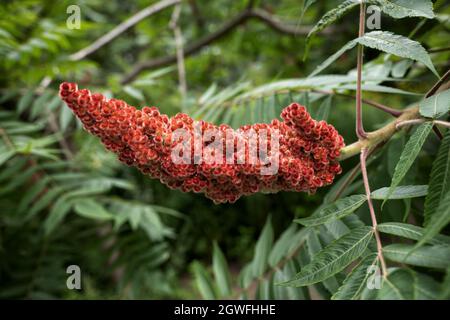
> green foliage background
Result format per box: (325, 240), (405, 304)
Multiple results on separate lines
(0, 0), (449, 299)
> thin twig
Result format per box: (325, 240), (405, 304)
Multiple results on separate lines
(395, 119), (426, 130)
(434, 120), (450, 129)
(356, 1), (367, 139)
(425, 68), (450, 98)
(360, 148), (388, 278)
(121, 8), (338, 84)
(313, 89), (402, 117)
(70, 0), (181, 61)
(429, 46), (450, 53)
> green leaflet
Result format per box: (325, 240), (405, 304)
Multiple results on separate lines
(212, 242), (232, 298)
(332, 253), (379, 300)
(356, 31), (438, 77)
(368, 0), (435, 19)
(73, 198), (113, 220)
(306, 0), (359, 47)
(294, 195), (367, 227)
(192, 262), (217, 300)
(424, 131), (450, 226)
(440, 267), (450, 299)
(383, 122), (433, 206)
(371, 185), (428, 200)
(383, 244), (450, 269)
(310, 31), (438, 77)
(378, 269), (439, 300)
(251, 217), (274, 278)
(419, 89), (450, 119)
(418, 190), (450, 249)
(278, 226), (374, 287)
(378, 222), (450, 245)
(306, 229), (340, 294)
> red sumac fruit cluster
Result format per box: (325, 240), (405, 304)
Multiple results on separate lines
(59, 82), (344, 203)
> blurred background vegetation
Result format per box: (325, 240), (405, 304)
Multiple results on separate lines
(0, 0), (448, 299)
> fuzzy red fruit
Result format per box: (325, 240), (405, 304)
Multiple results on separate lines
(59, 82), (344, 204)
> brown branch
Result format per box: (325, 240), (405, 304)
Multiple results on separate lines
(69, 0), (181, 61)
(121, 8), (337, 84)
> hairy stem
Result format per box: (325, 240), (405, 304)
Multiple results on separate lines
(360, 147), (388, 278)
(356, 1), (367, 139)
(339, 106), (420, 160)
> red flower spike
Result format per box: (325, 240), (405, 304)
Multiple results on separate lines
(59, 82), (344, 204)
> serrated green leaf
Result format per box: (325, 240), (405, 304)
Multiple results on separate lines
(252, 217), (274, 277)
(371, 185), (428, 200)
(192, 262), (217, 300)
(383, 244), (450, 269)
(419, 88), (450, 119)
(213, 242), (232, 297)
(73, 198), (112, 220)
(383, 122), (433, 205)
(424, 131), (450, 225)
(417, 190), (450, 249)
(414, 272), (440, 299)
(378, 269), (414, 300)
(378, 222), (450, 245)
(356, 31), (438, 77)
(369, 0), (435, 19)
(332, 253), (378, 300)
(378, 268), (440, 300)
(306, 0), (359, 49)
(306, 230), (340, 294)
(294, 195), (367, 227)
(310, 31), (438, 78)
(279, 226), (373, 287)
